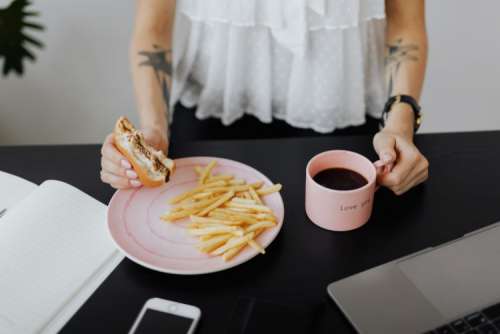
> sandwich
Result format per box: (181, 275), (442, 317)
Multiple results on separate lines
(113, 116), (174, 187)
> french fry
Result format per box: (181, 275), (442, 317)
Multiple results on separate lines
(231, 198), (256, 205)
(248, 228), (265, 254)
(197, 234), (232, 253)
(215, 207), (273, 220)
(217, 207), (254, 215)
(228, 179), (245, 185)
(161, 209), (196, 222)
(248, 186), (263, 205)
(202, 185), (249, 193)
(212, 215), (250, 225)
(224, 202), (272, 213)
(222, 243), (246, 261)
(206, 213), (235, 222)
(203, 180), (227, 188)
(198, 191), (235, 216)
(211, 232), (255, 256)
(209, 210), (258, 224)
(199, 233), (223, 241)
(222, 206), (253, 213)
(181, 195), (222, 210)
(222, 229), (265, 261)
(188, 222), (219, 229)
(192, 192), (213, 200)
(188, 225), (244, 237)
(190, 215), (243, 226)
(254, 228), (264, 237)
(249, 181), (264, 189)
(248, 240), (265, 254)
(194, 166), (203, 175)
(246, 221), (275, 233)
(169, 189), (200, 205)
(206, 211), (226, 218)
(190, 223), (244, 230)
(211, 208), (230, 214)
(207, 174), (234, 182)
(199, 160), (216, 185)
(187, 223), (244, 234)
(208, 211), (254, 224)
(253, 213), (276, 220)
(204, 180), (228, 188)
(169, 181), (227, 204)
(257, 184), (282, 196)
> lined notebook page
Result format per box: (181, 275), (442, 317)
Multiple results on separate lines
(0, 180), (119, 334)
(0, 171), (37, 211)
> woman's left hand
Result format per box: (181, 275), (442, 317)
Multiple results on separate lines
(373, 130), (429, 195)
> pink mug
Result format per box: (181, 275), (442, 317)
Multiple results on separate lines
(305, 150), (379, 231)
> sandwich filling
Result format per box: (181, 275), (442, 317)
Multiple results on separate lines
(116, 118), (171, 181)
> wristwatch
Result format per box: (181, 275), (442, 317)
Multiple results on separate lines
(380, 95), (422, 133)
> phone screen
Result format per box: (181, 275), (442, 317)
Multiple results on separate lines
(134, 309), (193, 334)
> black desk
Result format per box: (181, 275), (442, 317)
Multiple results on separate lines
(2, 131), (500, 333)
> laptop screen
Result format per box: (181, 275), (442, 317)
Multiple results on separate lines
(398, 225), (500, 320)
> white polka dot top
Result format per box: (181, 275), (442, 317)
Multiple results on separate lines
(170, 0), (387, 133)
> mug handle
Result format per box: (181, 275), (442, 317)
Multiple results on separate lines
(373, 160), (391, 191)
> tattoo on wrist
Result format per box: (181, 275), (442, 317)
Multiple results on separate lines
(138, 45), (172, 108)
(385, 38), (418, 97)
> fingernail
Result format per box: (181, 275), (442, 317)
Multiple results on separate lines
(130, 180), (142, 188)
(382, 153), (393, 163)
(374, 160), (385, 168)
(126, 169), (138, 179)
(121, 159), (131, 169)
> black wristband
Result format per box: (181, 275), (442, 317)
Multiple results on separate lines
(380, 95), (422, 133)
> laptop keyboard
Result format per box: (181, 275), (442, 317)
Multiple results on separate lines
(424, 302), (500, 334)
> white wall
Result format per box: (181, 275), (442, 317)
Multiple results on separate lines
(421, 0), (500, 133)
(0, 0), (137, 145)
(1, 0), (499, 145)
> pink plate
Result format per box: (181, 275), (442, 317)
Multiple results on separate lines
(107, 157), (284, 275)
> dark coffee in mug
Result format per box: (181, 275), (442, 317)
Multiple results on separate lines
(313, 168), (368, 191)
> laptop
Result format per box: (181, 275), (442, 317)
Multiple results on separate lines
(327, 221), (500, 334)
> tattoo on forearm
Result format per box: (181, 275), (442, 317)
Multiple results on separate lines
(385, 38), (418, 96)
(138, 44), (172, 107)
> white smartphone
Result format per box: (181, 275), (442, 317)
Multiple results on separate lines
(128, 298), (201, 334)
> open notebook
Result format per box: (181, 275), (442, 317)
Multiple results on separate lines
(0, 171), (123, 334)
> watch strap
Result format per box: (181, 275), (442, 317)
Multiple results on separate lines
(380, 95), (422, 132)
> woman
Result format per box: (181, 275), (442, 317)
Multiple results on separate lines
(100, 0), (429, 195)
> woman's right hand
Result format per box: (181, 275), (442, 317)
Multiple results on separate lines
(100, 134), (142, 189)
(99, 127), (169, 189)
